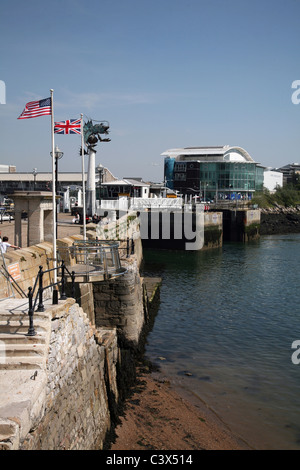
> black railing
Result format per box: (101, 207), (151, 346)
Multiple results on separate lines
(27, 260), (75, 337)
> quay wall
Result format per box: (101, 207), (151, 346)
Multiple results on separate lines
(0, 215), (160, 450)
(139, 210), (223, 250)
(203, 211), (223, 250)
(21, 301), (118, 450)
(221, 208), (261, 242)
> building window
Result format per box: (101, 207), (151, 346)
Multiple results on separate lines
(175, 163), (186, 172)
(174, 173), (186, 181)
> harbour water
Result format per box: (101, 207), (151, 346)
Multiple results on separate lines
(142, 233), (300, 450)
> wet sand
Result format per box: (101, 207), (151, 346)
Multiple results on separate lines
(109, 365), (251, 451)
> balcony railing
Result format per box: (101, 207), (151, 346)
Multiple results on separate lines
(71, 239), (127, 280)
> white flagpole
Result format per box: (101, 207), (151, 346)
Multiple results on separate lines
(81, 114), (86, 240)
(50, 89), (57, 284)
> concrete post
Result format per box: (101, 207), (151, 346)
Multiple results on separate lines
(9, 192), (54, 247)
(14, 210), (22, 248)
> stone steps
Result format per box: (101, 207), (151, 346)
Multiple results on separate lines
(1, 344), (46, 357)
(0, 321), (50, 335)
(0, 298), (75, 372)
(0, 312), (50, 322)
(0, 299), (52, 371)
(0, 356), (46, 370)
(0, 321), (49, 370)
(0, 333), (46, 344)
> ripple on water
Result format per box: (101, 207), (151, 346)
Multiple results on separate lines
(143, 235), (300, 449)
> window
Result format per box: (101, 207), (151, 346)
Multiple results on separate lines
(174, 173), (186, 181)
(175, 162), (186, 172)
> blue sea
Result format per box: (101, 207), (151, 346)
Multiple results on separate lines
(142, 234), (300, 450)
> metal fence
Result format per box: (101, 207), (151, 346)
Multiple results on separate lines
(71, 239), (127, 279)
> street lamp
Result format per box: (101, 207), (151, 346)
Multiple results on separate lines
(96, 163), (104, 210)
(50, 145), (64, 238)
(32, 168), (37, 191)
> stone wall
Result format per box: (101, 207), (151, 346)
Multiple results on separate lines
(0, 214), (159, 450)
(21, 301), (119, 450)
(93, 262), (144, 349)
(203, 211), (223, 250)
(0, 242), (54, 300)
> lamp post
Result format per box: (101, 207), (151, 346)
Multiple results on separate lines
(50, 145), (64, 239)
(32, 168), (37, 191)
(96, 163), (104, 211)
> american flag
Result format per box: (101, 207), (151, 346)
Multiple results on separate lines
(54, 118), (82, 135)
(18, 97), (52, 119)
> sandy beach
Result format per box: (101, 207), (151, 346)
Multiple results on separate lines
(109, 364), (251, 451)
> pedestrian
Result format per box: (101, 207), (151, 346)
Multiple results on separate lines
(72, 212), (80, 224)
(0, 236), (20, 254)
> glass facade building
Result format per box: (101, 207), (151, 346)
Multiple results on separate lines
(163, 146), (264, 201)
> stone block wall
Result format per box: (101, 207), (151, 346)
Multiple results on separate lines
(243, 209), (261, 241)
(0, 242), (54, 300)
(204, 211), (223, 249)
(93, 263), (144, 349)
(21, 302), (118, 450)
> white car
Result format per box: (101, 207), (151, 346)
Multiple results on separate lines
(0, 209), (14, 221)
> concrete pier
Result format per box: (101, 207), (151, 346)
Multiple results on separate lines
(139, 209), (223, 250)
(218, 208), (260, 242)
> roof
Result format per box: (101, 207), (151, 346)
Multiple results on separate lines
(0, 172), (87, 182)
(101, 178), (150, 187)
(161, 145), (256, 163)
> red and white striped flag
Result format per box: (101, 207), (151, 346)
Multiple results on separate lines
(18, 97), (52, 119)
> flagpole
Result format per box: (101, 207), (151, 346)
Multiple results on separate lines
(81, 114), (86, 240)
(50, 89), (57, 284)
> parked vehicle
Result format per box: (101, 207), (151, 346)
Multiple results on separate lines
(0, 208), (14, 221)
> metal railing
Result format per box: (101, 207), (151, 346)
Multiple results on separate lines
(71, 239), (128, 279)
(26, 238), (130, 336)
(27, 261), (76, 337)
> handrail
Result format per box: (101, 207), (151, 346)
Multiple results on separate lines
(71, 238), (128, 279)
(27, 260), (76, 337)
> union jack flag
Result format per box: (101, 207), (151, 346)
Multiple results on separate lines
(54, 118), (81, 135)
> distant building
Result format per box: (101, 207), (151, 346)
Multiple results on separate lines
(263, 168), (283, 192)
(99, 178), (150, 199)
(162, 145), (265, 201)
(277, 163), (300, 185)
(0, 164), (16, 173)
(0, 166), (116, 195)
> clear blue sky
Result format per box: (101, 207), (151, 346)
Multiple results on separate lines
(0, 0), (300, 182)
